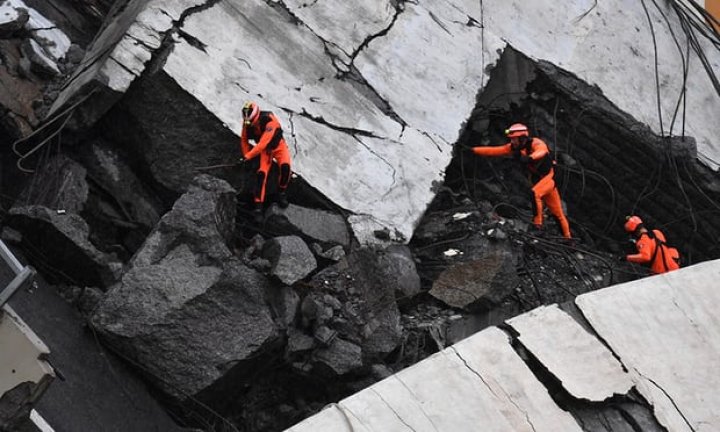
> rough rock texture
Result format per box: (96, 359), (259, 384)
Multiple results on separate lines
(98, 70), (247, 198)
(76, 138), (163, 231)
(0, 382), (33, 432)
(311, 338), (363, 377)
(7, 205), (123, 287)
(430, 245), (519, 311)
(296, 246), (412, 375)
(14, 155), (88, 214)
(91, 175), (282, 399)
(262, 235), (317, 285)
(266, 204), (350, 247)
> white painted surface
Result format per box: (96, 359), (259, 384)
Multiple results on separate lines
(576, 260), (720, 432)
(507, 304), (633, 402)
(288, 327), (582, 432)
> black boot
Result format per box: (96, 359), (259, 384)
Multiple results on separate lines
(277, 191), (289, 209)
(253, 203), (264, 222)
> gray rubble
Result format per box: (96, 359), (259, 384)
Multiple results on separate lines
(262, 235), (317, 286)
(90, 175), (282, 399)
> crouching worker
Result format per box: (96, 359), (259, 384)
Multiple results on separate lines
(240, 101), (292, 220)
(623, 215), (680, 274)
(471, 123), (572, 239)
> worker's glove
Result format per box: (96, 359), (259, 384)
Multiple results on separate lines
(518, 154), (531, 163)
(617, 255), (626, 263)
(237, 156), (246, 164)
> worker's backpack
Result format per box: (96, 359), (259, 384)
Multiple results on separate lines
(649, 230), (681, 272)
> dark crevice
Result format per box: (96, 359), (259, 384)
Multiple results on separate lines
(176, 29), (207, 53)
(636, 373), (697, 432)
(293, 108), (381, 138)
(143, 0), (222, 76)
(451, 346), (539, 432)
(498, 324), (668, 432)
(558, 301), (630, 374)
(261, 0), (409, 131)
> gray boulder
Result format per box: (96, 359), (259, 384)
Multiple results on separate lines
(262, 235), (317, 285)
(77, 139), (163, 231)
(381, 245), (421, 300)
(430, 246), (519, 311)
(15, 155), (88, 214)
(266, 204), (350, 247)
(311, 338), (363, 377)
(298, 245), (409, 374)
(91, 175), (282, 400)
(7, 206), (122, 287)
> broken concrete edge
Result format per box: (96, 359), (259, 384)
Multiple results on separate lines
(502, 298), (693, 431)
(347, 213), (411, 246)
(497, 322), (657, 414)
(47, 0), (208, 127)
(572, 288), (698, 432)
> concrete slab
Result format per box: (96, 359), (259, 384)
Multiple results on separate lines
(507, 304), (633, 401)
(288, 327), (581, 432)
(576, 260), (720, 431)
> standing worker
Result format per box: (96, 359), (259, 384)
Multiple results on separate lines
(623, 215), (680, 274)
(240, 101), (292, 220)
(471, 123), (572, 239)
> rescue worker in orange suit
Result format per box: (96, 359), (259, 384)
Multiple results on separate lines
(240, 101), (292, 219)
(471, 123), (572, 238)
(623, 215), (680, 274)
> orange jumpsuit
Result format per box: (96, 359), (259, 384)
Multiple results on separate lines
(626, 230), (680, 274)
(240, 111), (292, 204)
(472, 137), (571, 238)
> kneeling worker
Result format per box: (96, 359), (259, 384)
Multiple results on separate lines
(240, 101), (292, 219)
(623, 215), (680, 274)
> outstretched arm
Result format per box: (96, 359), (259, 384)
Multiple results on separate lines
(472, 143), (512, 157)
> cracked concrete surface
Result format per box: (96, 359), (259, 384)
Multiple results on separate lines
(289, 327), (582, 431)
(507, 304), (634, 402)
(287, 260), (720, 431)
(576, 261), (720, 432)
(49, 0), (720, 242)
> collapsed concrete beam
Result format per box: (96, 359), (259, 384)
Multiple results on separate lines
(507, 304), (633, 402)
(576, 261), (720, 432)
(287, 327), (582, 431)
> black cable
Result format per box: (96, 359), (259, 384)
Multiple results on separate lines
(640, 0), (665, 136)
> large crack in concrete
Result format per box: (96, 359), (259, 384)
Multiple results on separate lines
(267, 0), (411, 130)
(497, 322), (668, 432)
(391, 375), (441, 432)
(143, 0), (222, 75)
(369, 388), (417, 432)
(449, 347), (539, 432)
(633, 369), (697, 432)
